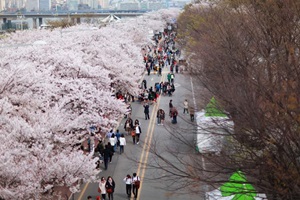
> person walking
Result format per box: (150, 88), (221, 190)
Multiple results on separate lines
(87, 196), (93, 200)
(143, 102), (150, 120)
(167, 73), (171, 83)
(105, 176), (115, 200)
(170, 73), (175, 83)
(134, 119), (140, 126)
(169, 100), (173, 117)
(157, 109), (161, 125)
(98, 177), (107, 200)
(119, 134), (126, 154)
(124, 118), (133, 135)
(103, 145), (110, 170)
(160, 109), (165, 125)
(183, 99), (189, 114)
(189, 106), (195, 122)
(158, 65), (162, 76)
(131, 129), (136, 144)
(115, 130), (121, 149)
(107, 142), (114, 163)
(123, 174), (132, 198)
(132, 173), (140, 199)
(142, 79), (147, 89)
(106, 130), (113, 139)
(167, 84), (172, 96)
(171, 83), (175, 94)
(125, 103), (132, 119)
(95, 140), (104, 156)
(135, 124), (142, 144)
(147, 65), (151, 76)
(170, 107), (178, 124)
(109, 134), (117, 153)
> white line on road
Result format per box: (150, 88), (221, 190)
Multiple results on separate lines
(190, 76), (208, 194)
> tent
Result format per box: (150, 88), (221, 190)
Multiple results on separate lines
(101, 14), (121, 24)
(196, 97), (233, 154)
(206, 188), (267, 200)
(206, 171), (267, 200)
(205, 97), (227, 117)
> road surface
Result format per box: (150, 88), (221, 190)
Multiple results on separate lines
(71, 67), (207, 200)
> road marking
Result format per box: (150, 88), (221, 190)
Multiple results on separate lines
(76, 70), (165, 200)
(190, 76), (208, 194)
(76, 182), (89, 200)
(136, 70), (166, 200)
(173, 83), (181, 88)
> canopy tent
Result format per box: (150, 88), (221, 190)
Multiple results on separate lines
(196, 111), (232, 154)
(206, 171), (267, 200)
(101, 14), (121, 24)
(205, 97), (227, 117)
(206, 188), (267, 200)
(196, 97), (233, 154)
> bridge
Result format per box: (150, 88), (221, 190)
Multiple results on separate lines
(0, 11), (146, 18)
(0, 11), (146, 29)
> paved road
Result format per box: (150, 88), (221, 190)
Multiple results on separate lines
(71, 67), (206, 200)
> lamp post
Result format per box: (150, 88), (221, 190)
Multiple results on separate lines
(18, 15), (25, 31)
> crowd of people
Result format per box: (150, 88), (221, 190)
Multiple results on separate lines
(87, 173), (140, 200)
(85, 22), (197, 200)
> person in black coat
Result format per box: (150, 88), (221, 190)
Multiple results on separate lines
(142, 79), (147, 89)
(103, 145), (110, 170)
(107, 142), (114, 163)
(105, 176), (116, 200)
(143, 102), (150, 120)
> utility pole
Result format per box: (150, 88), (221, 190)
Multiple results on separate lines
(17, 14), (25, 30)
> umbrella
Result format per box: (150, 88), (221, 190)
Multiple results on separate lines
(220, 171), (257, 200)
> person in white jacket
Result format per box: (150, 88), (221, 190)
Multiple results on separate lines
(123, 174), (132, 198)
(119, 134), (126, 154)
(183, 99), (189, 114)
(98, 177), (107, 200)
(109, 134), (117, 152)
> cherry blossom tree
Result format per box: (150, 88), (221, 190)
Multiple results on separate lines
(0, 9), (180, 199)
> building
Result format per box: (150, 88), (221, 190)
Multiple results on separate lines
(67, 0), (78, 11)
(148, 2), (165, 10)
(39, 0), (50, 11)
(89, 0), (98, 9)
(26, 0), (38, 11)
(119, 2), (139, 10)
(98, 0), (109, 9)
(0, 0), (6, 11)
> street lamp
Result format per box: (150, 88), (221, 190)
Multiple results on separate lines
(17, 15), (25, 31)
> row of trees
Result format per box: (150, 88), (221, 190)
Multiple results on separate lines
(175, 0), (300, 199)
(0, 9), (180, 199)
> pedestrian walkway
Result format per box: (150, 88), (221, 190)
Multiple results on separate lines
(72, 22), (202, 200)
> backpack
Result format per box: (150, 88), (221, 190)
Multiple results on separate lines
(135, 177), (140, 189)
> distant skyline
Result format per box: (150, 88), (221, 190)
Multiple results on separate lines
(0, 0), (190, 11)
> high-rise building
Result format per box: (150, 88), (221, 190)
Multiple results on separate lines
(0, 0), (6, 11)
(13, 0), (25, 9)
(89, 0), (98, 9)
(78, 0), (98, 9)
(26, 0), (38, 11)
(0, 0), (27, 11)
(67, 0), (78, 10)
(98, 0), (108, 9)
(39, 0), (50, 11)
